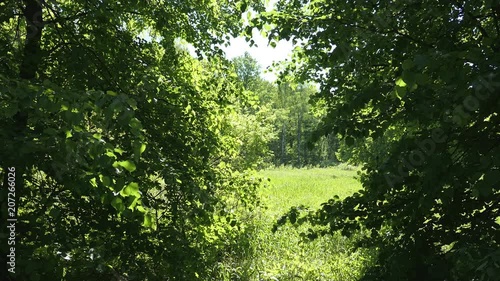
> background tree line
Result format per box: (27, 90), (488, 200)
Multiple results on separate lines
(230, 52), (340, 169)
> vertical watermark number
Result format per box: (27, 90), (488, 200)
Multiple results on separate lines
(6, 167), (16, 274)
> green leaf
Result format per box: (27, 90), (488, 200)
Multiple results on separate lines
(100, 175), (111, 186)
(90, 177), (97, 187)
(133, 141), (147, 162)
(114, 147), (125, 155)
(121, 182), (141, 198)
(402, 59), (414, 70)
(127, 197), (140, 210)
(111, 197), (125, 212)
(395, 77), (407, 87)
(136, 205), (146, 213)
(414, 54), (429, 68)
(4, 104), (19, 118)
(143, 213), (154, 228)
(127, 98), (138, 110)
(43, 128), (58, 135)
(106, 90), (118, 96)
(129, 118), (142, 130)
(395, 86), (407, 99)
(402, 71), (416, 86)
(113, 160), (136, 172)
(106, 151), (117, 159)
(129, 118), (143, 136)
(49, 208), (61, 219)
(415, 73), (430, 85)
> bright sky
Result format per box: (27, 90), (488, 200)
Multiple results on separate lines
(222, 30), (294, 81)
(178, 1), (294, 82)
(222, 0), (294, 82)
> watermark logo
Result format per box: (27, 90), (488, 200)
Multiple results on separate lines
(6, 167), (16, 274)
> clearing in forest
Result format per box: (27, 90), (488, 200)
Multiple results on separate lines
(241, 166), (374, 281)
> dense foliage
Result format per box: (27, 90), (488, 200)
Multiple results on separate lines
(257, 1), (500, 280)
(3, 0), (499, 280)
(232, 52), (339, 168)
(0, 0), (266, 280)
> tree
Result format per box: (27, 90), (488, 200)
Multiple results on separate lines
(233, 51), (262, 91)
(257, 1), (500, 280)
(269, 82), (330, 167)
(0, 0), (265, 280)
(231, 52), (338, 168)
(225, 53), (278, 170)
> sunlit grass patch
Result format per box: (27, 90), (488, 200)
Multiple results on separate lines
(259, 167), (361, 217)
(242, 166), (373, 281)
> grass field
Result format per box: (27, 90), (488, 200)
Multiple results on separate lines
(259, 166), (362, 217)
(235, 166), (374, 281)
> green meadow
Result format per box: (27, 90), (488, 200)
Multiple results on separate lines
(259, 166), (362, 217)
(225, 166), (375, 281)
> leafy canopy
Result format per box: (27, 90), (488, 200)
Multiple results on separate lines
(0, 0), (266, 280)
(256, 1), (500, 280)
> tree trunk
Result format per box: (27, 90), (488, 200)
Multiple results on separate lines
(281, 123), (286, 164)
(297, 111), (302, 167)
(20, 0), (44, 80)
(1, 1), (43, 280)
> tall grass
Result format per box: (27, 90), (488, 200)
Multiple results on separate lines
(214, 167), (374, 280)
